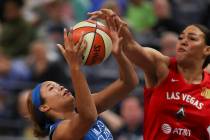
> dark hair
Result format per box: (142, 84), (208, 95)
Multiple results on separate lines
(193, 24), (210, 46)
(27, 92), (48, 137)
(192, 24), (210, 68)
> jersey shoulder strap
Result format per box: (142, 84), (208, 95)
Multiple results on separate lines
(49, 120), (62, 140)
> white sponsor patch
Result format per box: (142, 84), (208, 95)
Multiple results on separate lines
(162, 123), (172, 134)
(161, 123), (191, 136)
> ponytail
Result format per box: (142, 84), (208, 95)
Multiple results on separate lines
(27, 92), (48, 137)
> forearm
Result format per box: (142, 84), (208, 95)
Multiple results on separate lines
(70, 67), (97, 120)
(114, 51), (138, 87)
(93, 53), (138, 113)
(92, 53), (138, 113)
(93, 80), (130, 113)
(124, 41), (161, 75)
(124, 40), (170, 88)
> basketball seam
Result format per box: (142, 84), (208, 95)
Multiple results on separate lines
(85, 24), (98, 65)
(72, 31), (95, 64)
(73, 26), (95, 32)
(96, 29), (106, 61)
(96, 29), (112, 60)
(95, 22), (107, 61)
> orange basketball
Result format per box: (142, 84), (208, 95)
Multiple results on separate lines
(72, 20), (112, 65)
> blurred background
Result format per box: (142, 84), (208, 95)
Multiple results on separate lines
(0, 0), (210, 140)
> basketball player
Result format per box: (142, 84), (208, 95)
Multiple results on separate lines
(27, 25), (138, 140)
(89, 9), (210, 139)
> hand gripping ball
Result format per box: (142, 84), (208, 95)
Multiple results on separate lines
(72, 20), (112, 65)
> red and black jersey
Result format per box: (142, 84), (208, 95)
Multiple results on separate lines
(144, 58), (210, 140)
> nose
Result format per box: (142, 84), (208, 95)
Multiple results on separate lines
(60, 86), (64, 91)
(180, 38), (188, 46)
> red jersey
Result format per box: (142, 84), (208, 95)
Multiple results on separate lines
(144, 58), (210, 140)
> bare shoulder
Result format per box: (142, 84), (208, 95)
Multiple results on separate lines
(52, 115), (94, 140)
(144, 47), (170, 87)
(52, 120), (75, 140)
(144, 47), (170, 75)
(144, 47), (170, 65)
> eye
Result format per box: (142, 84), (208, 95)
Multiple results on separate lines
(49, 86), (54, 91)
(178, 36), (183, 40)
(189, 37), (197, 41)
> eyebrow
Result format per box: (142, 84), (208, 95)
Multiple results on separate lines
(46, 82), (59, 89)
(188, 33), (199, 36)
(46, 83), (51, 88)
(180, 32), (200, 36)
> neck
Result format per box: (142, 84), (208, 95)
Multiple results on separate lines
(49, 110), (76, 121)
(62, 111), (76, 119)
(177, 60), (204, 84)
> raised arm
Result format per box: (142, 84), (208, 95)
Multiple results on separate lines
(125, 41), (169, 87)
(92, 23), (139, 114)
(89, 9), (170, 88)
(55, 29), (97, 140)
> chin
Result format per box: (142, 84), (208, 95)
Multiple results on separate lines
(69, 96), (75, 104)
(176, 51), (187, 59)
(176, 53), (192, 66)
(63, 99), (75, 109)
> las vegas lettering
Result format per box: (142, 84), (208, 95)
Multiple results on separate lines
(166, 92), (204, 110)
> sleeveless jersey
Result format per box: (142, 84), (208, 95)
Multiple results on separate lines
(49, 117), (113, 140)
(144, 58), (210, 140)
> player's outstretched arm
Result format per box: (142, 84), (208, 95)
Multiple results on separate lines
(55, 29), (97, 140)
(92, 24), (139, 114)
(89, 9), (170, 87)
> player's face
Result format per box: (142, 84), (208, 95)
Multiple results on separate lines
(40, 81), (75, 112)
(176, 25), (206, 63)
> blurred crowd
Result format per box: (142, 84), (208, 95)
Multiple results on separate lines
(0, 0), (210, 139)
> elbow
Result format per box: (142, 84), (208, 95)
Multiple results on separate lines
(133, 76), (139, 87)
(122, 76), (139, 90)
(130, 76), (139, 89)
(129, 74), (139, 88)
(130, 69), (139, 88)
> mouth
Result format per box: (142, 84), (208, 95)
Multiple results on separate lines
(177, 48), (186, 52)
(62, 89), (72, 96)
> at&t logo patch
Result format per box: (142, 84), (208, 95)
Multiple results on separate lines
(162, 123), (172, 134)
(161, 123), (191, 136)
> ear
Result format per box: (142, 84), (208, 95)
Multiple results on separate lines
(39, 104), (50, 113)
(203, 46), (210, 56)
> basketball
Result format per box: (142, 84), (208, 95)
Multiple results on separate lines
(72, 20), (112, 65)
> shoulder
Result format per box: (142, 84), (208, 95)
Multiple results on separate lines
(52, 116), (96, 140)
(144, 48), (170, 87)
(144, 47), (170, 65)
(52, 120), (75, 140)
